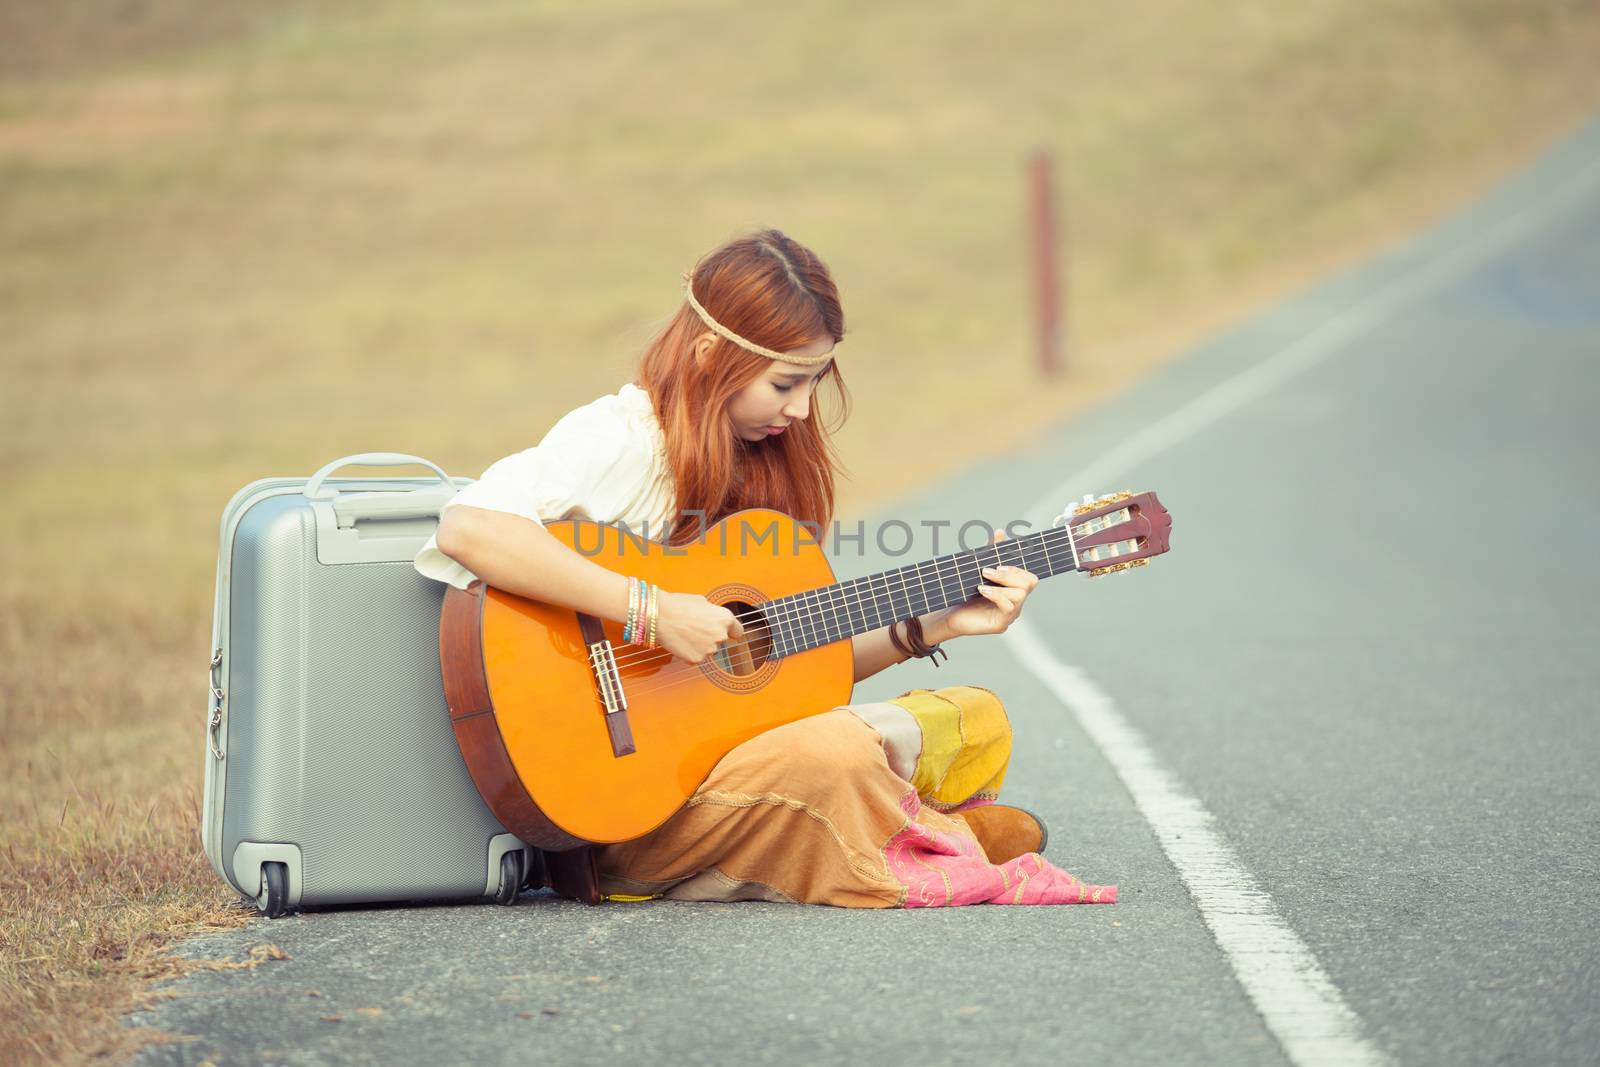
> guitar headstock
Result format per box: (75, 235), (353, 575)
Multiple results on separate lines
(1053, 491), (1172, 576)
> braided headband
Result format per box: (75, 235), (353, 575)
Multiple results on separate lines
(682, 269), (834, 367)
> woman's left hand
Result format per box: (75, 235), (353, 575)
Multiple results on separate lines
(936, 529), (1039, 640)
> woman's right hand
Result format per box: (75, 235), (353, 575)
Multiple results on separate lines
(652, 589), (745, 664)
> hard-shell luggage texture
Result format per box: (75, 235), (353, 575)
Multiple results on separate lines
(203, 453), (529, 916)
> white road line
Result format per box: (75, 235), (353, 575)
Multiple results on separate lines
(1007, 142), (1600, 1066)
(1010, 625), (1389, 1067)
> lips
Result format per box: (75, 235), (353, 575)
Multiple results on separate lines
(765, 425), (787, 435)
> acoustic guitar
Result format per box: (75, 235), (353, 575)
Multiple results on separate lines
(440, 491), (1171, 851)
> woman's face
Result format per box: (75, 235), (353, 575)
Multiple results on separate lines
(724, 336), (836, 443)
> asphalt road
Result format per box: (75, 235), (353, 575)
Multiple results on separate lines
(129, 116), (1600, 1066)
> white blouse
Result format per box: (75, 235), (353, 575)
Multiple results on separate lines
(413, 383), (678, 590)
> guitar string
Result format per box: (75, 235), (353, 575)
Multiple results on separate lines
(597, 533), (1075, 696)
(580, 531), (1099, 710)
(590, 533), (1052, 709)
(568, 512), (1144, 716)
(602, 518), (1081, 655)
(599, 524), (1081, 678)
(599, 523), (1074, 673)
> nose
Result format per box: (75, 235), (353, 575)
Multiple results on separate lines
(783, 383), (812, 422)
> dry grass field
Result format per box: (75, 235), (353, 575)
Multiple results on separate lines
(3, 1), (1599, 1061)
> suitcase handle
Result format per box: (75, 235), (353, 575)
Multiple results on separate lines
(303, 453), (453, 501)
(330, 487), (459, 526)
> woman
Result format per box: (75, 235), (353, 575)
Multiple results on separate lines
(415, 228), (1114, 907)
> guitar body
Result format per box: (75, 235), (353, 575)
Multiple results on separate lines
(441, 508), (853, 850)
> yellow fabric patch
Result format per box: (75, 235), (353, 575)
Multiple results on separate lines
(889, 685), (1012, 812)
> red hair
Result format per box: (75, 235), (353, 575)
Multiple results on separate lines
(637, 228), (849, 545)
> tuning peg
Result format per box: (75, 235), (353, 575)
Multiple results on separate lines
(1087, 559), (1149, 578)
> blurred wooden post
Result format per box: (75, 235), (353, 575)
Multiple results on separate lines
(1027, 149), (1064, 377)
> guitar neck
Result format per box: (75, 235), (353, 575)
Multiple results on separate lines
(765, 523), (1080, 659)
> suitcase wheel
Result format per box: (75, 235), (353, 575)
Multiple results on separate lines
(495, 850), (524, 906)
(257, 861), (290, 918)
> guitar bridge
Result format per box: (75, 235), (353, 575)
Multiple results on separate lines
(579, 613), (636, 758)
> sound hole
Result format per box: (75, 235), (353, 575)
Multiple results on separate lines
(708, 600), (773, 678)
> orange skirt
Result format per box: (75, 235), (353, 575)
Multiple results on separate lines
(594, 686), (1116, 907)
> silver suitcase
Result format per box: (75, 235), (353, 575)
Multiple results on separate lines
(202, 453), (529, 917)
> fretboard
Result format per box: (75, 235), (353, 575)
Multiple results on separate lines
(764, 523), (1079, 659)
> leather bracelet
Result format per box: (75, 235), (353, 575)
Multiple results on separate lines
(888, 620), (915, 660)
(905, 615), (948, 667)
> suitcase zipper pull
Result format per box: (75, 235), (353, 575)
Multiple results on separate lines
(208, 647), (226, 761)
(208, 705), (225, 760)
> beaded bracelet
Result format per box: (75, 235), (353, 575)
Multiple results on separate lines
(645, 583), (660, 648)
(635, 579), (649, 644)
(623, 577), (640, 644)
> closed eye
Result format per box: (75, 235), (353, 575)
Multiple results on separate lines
(774, 371), (824, 394)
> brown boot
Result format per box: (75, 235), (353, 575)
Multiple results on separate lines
(957, 805), (1049, 864)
